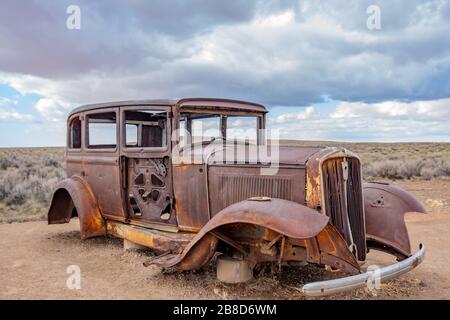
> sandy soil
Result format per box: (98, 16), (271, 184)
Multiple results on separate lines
(1, 180), (449, 300)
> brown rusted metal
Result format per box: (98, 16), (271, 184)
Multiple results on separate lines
(207, 165), (307, 216)
(48, 98), (426, 285)
(48, 176), (105, 239)
(148, 232), (219, 270)
(144, 199), (359, 274)
(364, 182), (427, 260)
(306, 148), (366, 261)
(321, 157), (366, 260)
(194, 199), (330, 239)
(106, 220), (193, 254)
(144, 198), (328, 269)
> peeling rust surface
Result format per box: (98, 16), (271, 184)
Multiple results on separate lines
(364, 182), (427, 260)
(106, 220), (193, 254)
(145, 199), (359, 273)
(48, 176), (105, 239)
(201, 199), (330, 239)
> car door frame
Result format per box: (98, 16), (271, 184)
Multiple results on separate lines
(119, 105), (177, 231)
(81, 107), (127, 221)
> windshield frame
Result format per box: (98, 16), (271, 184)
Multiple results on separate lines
(175, 107), (266, 148)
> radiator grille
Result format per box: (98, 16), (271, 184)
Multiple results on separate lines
(218, 175), (293, 209)
(322, 157), (366, 260)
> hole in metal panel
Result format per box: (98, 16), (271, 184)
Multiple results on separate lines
(151, 174), (164, 187)
(134, 173), (145, 186)
(151, 189), (160, 201)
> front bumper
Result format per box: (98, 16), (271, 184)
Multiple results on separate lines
(302, 244), (426, 297)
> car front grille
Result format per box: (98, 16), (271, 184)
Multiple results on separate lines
(322, 157), (366, 261)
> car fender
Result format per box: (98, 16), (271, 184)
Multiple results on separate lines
(149, 198), (358, 272)
(47, 176), (105, 239)
(364, 182), (427, 260)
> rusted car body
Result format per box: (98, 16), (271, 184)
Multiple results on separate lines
(48, 98), (426, 296)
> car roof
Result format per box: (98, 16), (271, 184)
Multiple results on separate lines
(68, 98), (267, 118)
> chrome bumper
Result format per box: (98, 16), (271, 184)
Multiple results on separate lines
(302, 244), (426, 297)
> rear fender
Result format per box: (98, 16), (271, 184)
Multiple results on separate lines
(150, 198), (359, 273)
(48, 176), (105, 239)
(364, 182), (427, 260)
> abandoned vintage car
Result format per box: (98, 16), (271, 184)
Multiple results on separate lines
(47, 98), (426, 296)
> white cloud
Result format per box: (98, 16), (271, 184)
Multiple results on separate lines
(0, 97), (18, 107)
(270, 106), (319, 124)
(0, 110), (32, 121)
(1, 1), (450, 144)
(34, 98), (72, 122)
(267, 98), (450, 142)
(252, 10), (295, 27)
(3, 1), (449, 109)
(331, 98), (450, 120)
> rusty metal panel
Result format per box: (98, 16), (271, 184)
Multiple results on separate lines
(66, 153), (126, 220)
(47, 176), (105, 239)
(209, 146), (323, 166)
(364, 182), (427, 260)
(82, 156), (126, 219)
(177, 98), (267, 113)
(172, 164), (209, 230)
(146, 198), (360, 274)
(126, 157), (177, 225)
(106, 220), (193, 254)
(207, 166), (306, 215)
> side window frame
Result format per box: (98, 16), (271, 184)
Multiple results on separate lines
(84, 108), (119, 153)
(67, 114), (83, 152)
(120, 107), (170, 153)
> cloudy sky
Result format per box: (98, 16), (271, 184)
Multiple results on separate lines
(1, 0), (450, 147)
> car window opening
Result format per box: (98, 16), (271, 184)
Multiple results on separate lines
(87, 112), (117, 149)
(69, 116), (82, 149)
(125, 110), (167, 148)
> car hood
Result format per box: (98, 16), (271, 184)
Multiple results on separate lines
(174, 142), (325, 166)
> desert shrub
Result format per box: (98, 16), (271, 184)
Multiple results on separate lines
(365, 157), (450, 180)
(420, 166), (438, 180)
(420, 159), (450, 180)
(0, 148), (66, 222)
(5, 187), (27, 206)
(279, 140), (450, 180)
(0, 154), (18, 170)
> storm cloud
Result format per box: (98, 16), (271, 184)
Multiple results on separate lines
(0, 0), (449, 144)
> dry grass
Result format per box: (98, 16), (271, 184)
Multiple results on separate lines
(279, 140), (450, 180)
(0, 147), (66, 223)
(1, 142), (449, 223)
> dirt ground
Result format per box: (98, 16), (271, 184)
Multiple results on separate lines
(1, 180), (449, 300)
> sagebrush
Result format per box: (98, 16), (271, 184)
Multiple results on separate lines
(280, 141), (450, 180)
(0, 148), (66, 223)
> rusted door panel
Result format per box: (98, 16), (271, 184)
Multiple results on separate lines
(208, 166), (306, 215)
(126, 156), (176, 225)
(120, 107), (176, 226)
(66, 154), (125, 220)
(78, 107), (126, 220)
(82, 155), (126, 219)
(172, 164), (209, 231)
